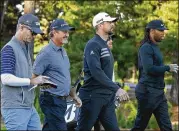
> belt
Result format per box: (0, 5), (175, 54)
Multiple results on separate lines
(40, 91), (67, 100)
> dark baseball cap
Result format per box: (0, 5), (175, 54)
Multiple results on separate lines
(146, 20), (168, 30)
(18, 13), (43, 34)
(50, 19), (75, 31)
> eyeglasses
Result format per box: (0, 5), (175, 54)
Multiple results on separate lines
(22, 25), (37, 36)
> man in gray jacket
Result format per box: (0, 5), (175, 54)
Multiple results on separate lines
(1, 14), (50, 130)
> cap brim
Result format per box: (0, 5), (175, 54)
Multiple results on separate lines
(68, 27), (75, 31)
(55, 26), (75, 31)
(146, 26), (169, 31)
(111, 17), (118, 22)
(32, 27), (44, 34)
(104, 17), (118, 22)
(156, 27), (168, 30)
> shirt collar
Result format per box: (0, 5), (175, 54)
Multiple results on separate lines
(49, 39), (62, 51)
(95, 34), (108, 44)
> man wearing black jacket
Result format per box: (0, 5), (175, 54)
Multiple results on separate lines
(76, 12), (129, 131)
(131, 20), (178, 131)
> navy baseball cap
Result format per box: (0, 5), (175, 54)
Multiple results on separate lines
(50, 19), (75, 31)
(18, 13), (43, 34)
(146, 20), (168, 30)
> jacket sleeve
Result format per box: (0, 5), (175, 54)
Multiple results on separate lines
(85, 42), (119, 92)
(140, 44), (170, 76)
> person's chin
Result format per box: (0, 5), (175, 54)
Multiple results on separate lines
(62, 39), (68, 44)
(24, 40), (32, 43)
(63, 41), (68, 44)
(157, 40), (162, 42)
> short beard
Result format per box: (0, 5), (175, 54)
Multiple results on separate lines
(156, 39), (162, 42)
(108, 29), (113, 35)
(62, 38), (68, 44)
(155, 37), (162, 42)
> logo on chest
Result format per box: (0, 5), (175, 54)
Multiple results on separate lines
(101, 48), (110, 58)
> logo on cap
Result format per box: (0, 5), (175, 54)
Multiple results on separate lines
(35, 22), (40, 26)
(61, 23), (68, 27)
(92, 12), (118, 27)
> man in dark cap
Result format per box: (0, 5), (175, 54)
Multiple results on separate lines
(131, 20), (178, 131)
(1, 13), (50, 130)
(32, 18), (82, 131)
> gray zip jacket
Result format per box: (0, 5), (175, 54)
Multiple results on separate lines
(1, 36), (34, 108)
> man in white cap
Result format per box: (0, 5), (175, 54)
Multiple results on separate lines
(76, 12), (129, 131)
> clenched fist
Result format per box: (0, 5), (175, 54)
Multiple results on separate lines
(169, 64), (179, 73)
(30, 75), (50, 85)
(115, 88), (130, 102)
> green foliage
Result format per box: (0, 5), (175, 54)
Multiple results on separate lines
(34, 88), (44, 122)
(1, 1), (178, 129)
(123, 85), (130, 91)
(116, 100), (137, 129)
(2, 0), (178, 83)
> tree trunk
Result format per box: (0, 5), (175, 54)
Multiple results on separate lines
(24, 0), (35, 62)
(24, 1), (42, 117)
(24, 1), (35, 14)
(0, 0), (8, 36)
(170, 51), (179, 105)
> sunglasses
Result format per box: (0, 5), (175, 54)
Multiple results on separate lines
(22, 25), (37, 36)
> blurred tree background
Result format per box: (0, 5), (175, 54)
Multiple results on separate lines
(1, 0), (178, 130)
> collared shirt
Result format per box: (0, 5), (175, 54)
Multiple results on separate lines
(33, 40), (71, 96)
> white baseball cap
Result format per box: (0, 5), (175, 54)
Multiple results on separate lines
(92, 12), (118, 27)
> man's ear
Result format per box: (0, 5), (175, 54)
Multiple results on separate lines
(52, 30), (57, 35)
(150, 29), (155, 35)
(19, 24), (25, 31)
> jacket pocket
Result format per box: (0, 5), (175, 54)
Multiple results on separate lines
(21, 88), (25, 104)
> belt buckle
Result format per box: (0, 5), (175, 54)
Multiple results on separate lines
(58, 96), (67, 100)
(40, 91), (45, 95)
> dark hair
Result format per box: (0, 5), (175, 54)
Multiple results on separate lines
(140, 28), (151, 45)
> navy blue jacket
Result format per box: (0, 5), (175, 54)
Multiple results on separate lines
(82, 34), (119, 94)
(138, 42), (170, 89)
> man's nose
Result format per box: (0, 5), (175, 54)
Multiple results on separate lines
(33, 35), (36, 39)
(111, 22), (115, 26)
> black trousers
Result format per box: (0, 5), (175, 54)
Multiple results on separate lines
(76, 89), (119, 131)
(131, 86), (172, 131)
(39, 92), (67, 131)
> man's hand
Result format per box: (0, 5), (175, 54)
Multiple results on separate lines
(73, 96), (82, 107)
(169, 64), (179, 73)
(116, 88), (130, 102)
(30, 75), (50, 85)
(69, 87), (82, 107)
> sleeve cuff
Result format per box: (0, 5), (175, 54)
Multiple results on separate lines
(26, 78), (31, 85)
(165, 65), (170, 72)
